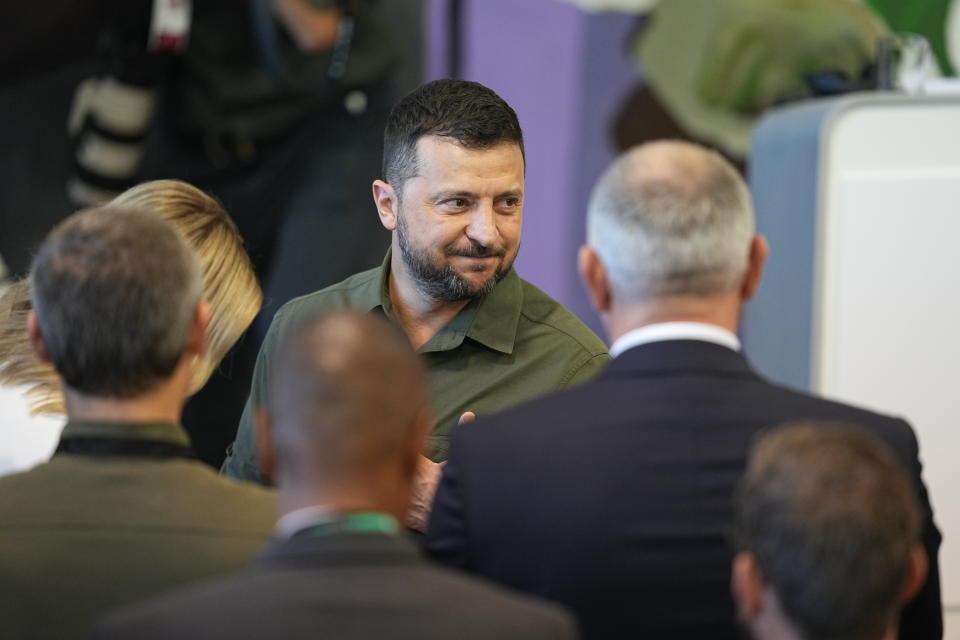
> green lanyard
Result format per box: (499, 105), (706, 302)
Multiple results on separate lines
(306, 512), (400, 537)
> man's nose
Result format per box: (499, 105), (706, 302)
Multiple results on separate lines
(465, 202), (499, 247)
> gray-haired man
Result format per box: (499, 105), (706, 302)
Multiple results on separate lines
(427, 140), (941, 639)
(0, 207), (275, 640)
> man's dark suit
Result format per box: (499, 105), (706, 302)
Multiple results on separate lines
(426, 339), (942, 640)
(95, 531), (578, 640)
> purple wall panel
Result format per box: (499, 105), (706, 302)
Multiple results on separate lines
(424, 0), (640, 338)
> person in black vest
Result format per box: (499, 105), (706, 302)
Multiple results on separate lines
(96, 311), (577, 640)
(426, 140), (941, 639)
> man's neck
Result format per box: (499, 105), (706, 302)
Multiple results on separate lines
(388, 255), (470, 351)
(62, 368), (189, 425)
(605, 293), (741, 346)
(277, 484), (408, 525)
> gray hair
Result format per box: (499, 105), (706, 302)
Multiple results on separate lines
(587, 141), (754, 300)
(30, 206), (203, 397)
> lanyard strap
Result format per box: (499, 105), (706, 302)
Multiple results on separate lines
(305, 512), (400, 537)
(55, 436), (195, 460)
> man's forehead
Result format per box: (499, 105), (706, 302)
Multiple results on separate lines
(409, 135), (525, 183)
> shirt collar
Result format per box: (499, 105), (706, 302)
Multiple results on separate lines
(274, 506), (401, 540)
(351, 250), (392, 313)
(463, 267), (522, 355)
(609, 322), (741, 358)
(275, 505), (335, 540)
(60, 420), (191, 446)
(368, 249), (522, 356)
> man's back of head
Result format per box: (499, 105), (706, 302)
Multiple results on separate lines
(29, 205), (203, 401)
(733, 423), (928, 640)
(580, 140), (766, 335)
(260, 311), (430, 517)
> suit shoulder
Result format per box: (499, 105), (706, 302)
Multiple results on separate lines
(418, 564), (577, 637)
(765, 379), (910, 425)
(760, 380), (917, 450)
(517, 278), (607, 358)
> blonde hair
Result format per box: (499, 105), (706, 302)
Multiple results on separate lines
(0, 180), (262, 414)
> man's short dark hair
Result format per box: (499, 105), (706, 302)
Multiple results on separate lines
(30, 206), (202, 398)
(734, 423), (921, 640)
(382, 79), (524, 193)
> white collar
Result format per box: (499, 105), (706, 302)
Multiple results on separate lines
(609, 322), (741, 358)
(274, 504), (335, 540)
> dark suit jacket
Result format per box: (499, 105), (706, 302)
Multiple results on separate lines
(95, 531), (578, 640)
(426, 340), (942, 640)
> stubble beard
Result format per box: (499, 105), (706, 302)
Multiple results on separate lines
(396, 212), (513, 303)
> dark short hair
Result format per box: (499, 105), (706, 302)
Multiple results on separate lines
(734, 423), (921, 640)
(30, 206), (202, 398)
(382, 79), (524, 193)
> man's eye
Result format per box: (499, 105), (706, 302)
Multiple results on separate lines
(504, 198), (520, 207)
(443, 198), (468, 208)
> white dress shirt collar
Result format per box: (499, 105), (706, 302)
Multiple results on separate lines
(274, 504), (335, 540)
(609, 322), (741, 358)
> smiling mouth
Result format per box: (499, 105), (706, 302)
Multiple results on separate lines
(452, 255), (499, 272)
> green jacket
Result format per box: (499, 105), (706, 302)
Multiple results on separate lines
(0, 420), (276, 640)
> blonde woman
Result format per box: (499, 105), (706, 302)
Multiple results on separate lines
(0, 180), (261, 474)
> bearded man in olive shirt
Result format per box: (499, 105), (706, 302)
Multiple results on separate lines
(223, 79), (609, 517)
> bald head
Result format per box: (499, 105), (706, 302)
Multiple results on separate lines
(587, 140), (754, 301)
(264, 312), (429, 493)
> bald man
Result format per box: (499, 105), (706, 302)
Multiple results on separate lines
(426, 141), (941, 639)
(96, 312), (577, 640)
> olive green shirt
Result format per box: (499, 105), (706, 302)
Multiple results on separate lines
(0, 420), (276, 640)
(223, 252), (609, 482)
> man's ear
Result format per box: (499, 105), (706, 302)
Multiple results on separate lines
(26, 310), (50, 363)
(372, 180), (399, 231)
(900, 544), (929, 605)
(741, 235), (769, 301)
(255, 407), (276, 486)
(578, 245), (612, 313)
(185, 300), (210, 358)
(731, 551), (765, 622)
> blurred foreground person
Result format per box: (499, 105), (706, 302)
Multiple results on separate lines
(733, 423), (928, 640)
(0, 180), (262, 470)
(427, 141), (941, 639)
(0, 207), (274, 640)
(96, 312), (577, 640)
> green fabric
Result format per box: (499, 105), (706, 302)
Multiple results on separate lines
(0, 420), (276, 640)
(307, 512), (401, 536)
(867, 0), (956, 75)
(223, 251), (610, 482)
(636, 0), (890, 156)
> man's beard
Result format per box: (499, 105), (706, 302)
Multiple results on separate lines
(397, 214), (512, 303)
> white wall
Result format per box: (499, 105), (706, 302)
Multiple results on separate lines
(813, 98), (960, 611)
